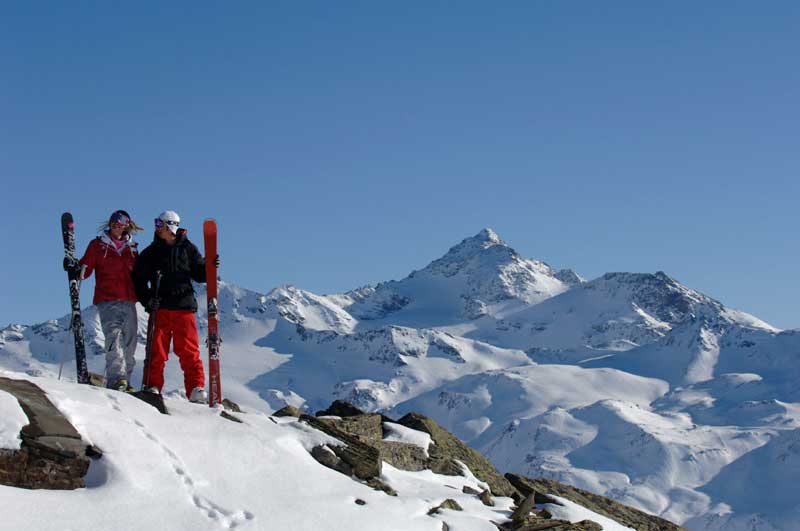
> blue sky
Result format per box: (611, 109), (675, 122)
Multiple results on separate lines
(1, 2), (798, 328)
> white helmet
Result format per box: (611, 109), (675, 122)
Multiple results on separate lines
(157, 210), (181, 234)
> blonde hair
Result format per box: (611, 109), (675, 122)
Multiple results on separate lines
(98, 220), (144, 235)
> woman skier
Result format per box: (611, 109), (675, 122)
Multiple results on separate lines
(65, 209), (143, 391)
(131, 210), (218, 403)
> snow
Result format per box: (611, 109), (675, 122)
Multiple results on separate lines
(2, 228), (799, 530)
(383, 421), (434, 457)
(0, 371), (514, 531)
(0, 389), (27, 449)
(543, 495), (636, 531)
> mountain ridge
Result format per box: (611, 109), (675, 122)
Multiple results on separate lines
(1, 228), (796, 531)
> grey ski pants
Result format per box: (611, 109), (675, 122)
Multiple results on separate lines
(97, 300), (138, 387)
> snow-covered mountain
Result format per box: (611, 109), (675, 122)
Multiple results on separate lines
(2, 228), (798, 530)
(328, 228), (582, 326)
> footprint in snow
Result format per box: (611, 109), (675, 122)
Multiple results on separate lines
(113, 396), (256, 528)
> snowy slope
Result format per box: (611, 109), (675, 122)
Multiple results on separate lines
(685, 428), (800, 531)
(2, 228), (798, 530)
(0, 370), (650, 531)
(0, 370), (521, 531)
(462, 271), (776, 360)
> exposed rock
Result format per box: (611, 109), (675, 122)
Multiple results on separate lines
(377, 440), (429, 471)
(428, 498), (463, 515)
(479, 489), (495, 507)
(85, 445), (103, 460)
(220, 411), (243, 423)
(397, 412), (516, 497)
(355, 498), (366, 505)
(300, 402), (684, 531)
(570, 522), (602, 531)
(317, 414), (382, 443)
(315, 400), (366, 418)
(310, 445), (352, 476)
(0, 377), (93, 490)
(505, 476), (558, 505)
(221, 398), (241, 412)
(498, 516), (602, 531)
(273, 405), (303, 417)
(506, 474), (687, 531)
(365, 477), (397, 496)
(511, 492), (540, 522)
(311, 408), (429, 471)
(300, 415), (381, 480)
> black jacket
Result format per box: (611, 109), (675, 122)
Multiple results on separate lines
(132, 229), (206, 312)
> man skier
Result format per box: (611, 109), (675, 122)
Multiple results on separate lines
(131, 210), (218, 403)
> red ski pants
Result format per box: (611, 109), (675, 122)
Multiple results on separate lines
(146, 309), (205, 398)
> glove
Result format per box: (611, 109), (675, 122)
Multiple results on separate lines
(146, 297), (161, 313)
(213, 254), (220, 268)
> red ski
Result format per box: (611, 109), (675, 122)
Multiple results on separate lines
(203, 219), (222, 407)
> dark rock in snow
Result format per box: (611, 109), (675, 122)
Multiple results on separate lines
(317, 413), (382, 442)
(0, 377), (94, 490)
(479, 488), (495, 507)
(315, 399), (366, 418)
(427, 498), (463, 515)
(365, 477), (397, 496)
(397, 412), (516, 497)
(300, 415), (381, 480)
(273, 405), (303, 417)
(505, 474), (687, 531)
(310, 445), (353, 476)
(222, 398), (241, 412)
(377, 440), (429, 472)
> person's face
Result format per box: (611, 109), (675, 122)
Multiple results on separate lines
(156, 221), (177, 241)
(109, 221), (126, 239)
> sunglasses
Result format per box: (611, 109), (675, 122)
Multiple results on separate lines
(110, 212), (130, 226)
(154, 218), (180, 229)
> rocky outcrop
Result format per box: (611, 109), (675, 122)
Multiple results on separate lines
(506, 474), (687, 531)
(315, 399), (366, 418)
(301, 405), (509, 494)
(498, 519), (602, 531)
(300, 414), (382, 480)
(312, 412), (431, 472)
(396, 412), (516, 497)
(0, 377), (97, 490)
(300, 401), (686, 531)
(273, 405), (303, 417)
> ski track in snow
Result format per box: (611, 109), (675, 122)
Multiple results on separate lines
(103, 391), (256, 529)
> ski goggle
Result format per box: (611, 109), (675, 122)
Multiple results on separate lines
(110, 212), (130, 227)
(154, 218), (180, 229)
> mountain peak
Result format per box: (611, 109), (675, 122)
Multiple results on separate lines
(436, 228), (510, 266)
(474, 228), (503, 244)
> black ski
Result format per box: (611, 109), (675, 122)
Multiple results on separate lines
(61, 212), (89, 384)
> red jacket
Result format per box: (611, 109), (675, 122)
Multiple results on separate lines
(79, 233), (139, 304)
